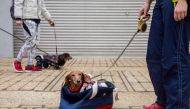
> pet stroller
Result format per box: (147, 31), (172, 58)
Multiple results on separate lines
(59, 81), (115, 109)
(35, 27), (72, 70)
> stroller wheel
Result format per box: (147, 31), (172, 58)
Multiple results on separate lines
(35, 55), (42, 61)
(36, 61), (42, 68)
(43, 62), (49, 68)
(35, 55), (43, 68)
(54, 65), (60, 70)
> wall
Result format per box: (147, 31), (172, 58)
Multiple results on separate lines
(13, 0), (154, 58)
(0, 0), (13, 58)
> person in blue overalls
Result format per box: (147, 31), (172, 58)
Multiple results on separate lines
(139, 0), (190, 109)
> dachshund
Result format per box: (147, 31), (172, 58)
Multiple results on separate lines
(35, 53), (72, 70)
(64, 71), (92, 93)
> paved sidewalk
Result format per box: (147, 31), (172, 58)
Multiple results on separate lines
(0, 58), (156, 109)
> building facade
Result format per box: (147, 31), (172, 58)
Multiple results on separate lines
(1, 0), (153, 58)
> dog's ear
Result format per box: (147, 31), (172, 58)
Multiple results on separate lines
(64, 74), (71, 86)
(64, 53), (69, 57)
(82, 73), (92, 83)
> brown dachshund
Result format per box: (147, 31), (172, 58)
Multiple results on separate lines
(64, 71), (92, 93)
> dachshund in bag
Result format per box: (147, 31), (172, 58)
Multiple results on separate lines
(64, 71), (108, 93)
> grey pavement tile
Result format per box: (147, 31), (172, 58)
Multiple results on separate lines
(85, 59), (94, 67)
(0, 74), (19, 84)
(51, 72), (65, 91)
(112, 75), (123, 83)
(34, 82), (49, 91)
(67, 58), (77, 67)
(114, 82), (127, 92)
(0, 81), (17, 90)
(20, 75), (39, 82)
(7, 81), (29, 91)
(10, 108), (25, 109)
(116, 60), (125, 67)
(102, 75), (113, 82)
(119, 71), (133, 91)
(34, 74), (58, 91)
(124, 60), (135, 67)
(121, 60), (131, 67)
(32, 75), (49, 82)
(139, 71), (151, 82)
(43, 76), (56, 84)
(131, 60), (143, 67)
(130, 82), (146, 92)
(141, 83), (154, 92)
(45, 71), (66, 91)
(105, 58), (113, 66)
(123, 71), (138, 83)
(131, 71), (149, 83)
(49, 71), (61, 77)
(21, 82), (40, 90)
(0, 58), (154, 108)
(20, 105), (43, 108)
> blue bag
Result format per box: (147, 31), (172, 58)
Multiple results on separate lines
(59, 81), (115, 109)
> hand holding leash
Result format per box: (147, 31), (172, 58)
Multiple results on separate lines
(139, 0), (152, 19)
(48, 20), (55, 27)
(137, 14), (150, 32)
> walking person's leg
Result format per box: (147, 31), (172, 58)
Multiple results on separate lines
(23, 20), (42, 72)
(160, 0), (190, 109)
(144, 2), (166, 109)
(27, 20), (40, 66)
(13, 20), (41, 72)
(13, 20), (34, 72)
(16, 21), (33, 62)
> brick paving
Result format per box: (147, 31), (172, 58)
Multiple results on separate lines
(0, 58), (155, 109)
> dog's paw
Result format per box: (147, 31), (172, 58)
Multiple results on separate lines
(53, 65), (60, 70)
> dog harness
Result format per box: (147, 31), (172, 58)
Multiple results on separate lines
(43, 55), (59, 64)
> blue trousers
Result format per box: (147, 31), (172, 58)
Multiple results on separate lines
(146, 0), (190, 109)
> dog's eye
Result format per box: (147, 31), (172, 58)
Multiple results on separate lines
(72, 74), (75, 77)
(79, 73), (82, 75)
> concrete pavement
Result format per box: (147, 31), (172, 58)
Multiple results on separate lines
(0, 58), (156, 109)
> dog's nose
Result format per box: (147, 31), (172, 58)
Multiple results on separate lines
(77, 80), (81, 84)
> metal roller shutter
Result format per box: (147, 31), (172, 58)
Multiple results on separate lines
(13, 0), (155, 57)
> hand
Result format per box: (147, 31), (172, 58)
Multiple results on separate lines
(139, 2), (151, 21)
(48, 20), (55, 27)
(174, 0), (188, 21)
(15, 20), (22, 26)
